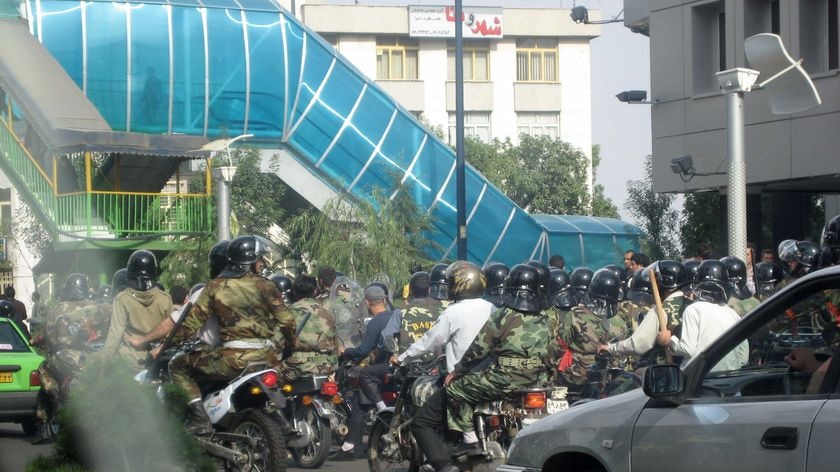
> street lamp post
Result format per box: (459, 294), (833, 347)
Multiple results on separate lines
(196, 134), (253, 242)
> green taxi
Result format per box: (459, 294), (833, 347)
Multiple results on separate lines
(0, 315), (43, 435)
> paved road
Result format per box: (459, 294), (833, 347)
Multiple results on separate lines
(0, 423), (381, 472)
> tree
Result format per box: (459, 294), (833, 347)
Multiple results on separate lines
(466, 136), (619, 217)
(162, 146), (290, 288)
(625, 155), (681, 260)
(680, 191), (722, 259)
(285, 181), (436, 294)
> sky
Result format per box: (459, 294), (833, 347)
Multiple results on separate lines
(321, 0), (653, 220)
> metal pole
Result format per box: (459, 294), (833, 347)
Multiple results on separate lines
(216, 176), (230, 241)
(726, 91), (747, 262)
(455, 0), (467, 260)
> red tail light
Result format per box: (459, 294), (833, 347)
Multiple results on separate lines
(320, 381), (339, 396)
(523, 392), (546, 409)
(381, 391), (398, 403)
(261, 371), (279, 389)
(29, 370), (41, 387)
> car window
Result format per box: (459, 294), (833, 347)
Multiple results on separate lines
(697, 288), (840, 398)
(0, 321), (30, 353)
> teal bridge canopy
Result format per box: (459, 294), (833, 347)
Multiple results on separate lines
(23, 0), (641, 268)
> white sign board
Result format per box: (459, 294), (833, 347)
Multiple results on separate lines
(409, 5), (503, 38)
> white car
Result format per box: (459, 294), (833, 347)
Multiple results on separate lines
(500, 265), (840, 472)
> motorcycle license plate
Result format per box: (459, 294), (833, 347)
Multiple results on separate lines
(546, 398), (568, 414)
(0, 372), (13, 383)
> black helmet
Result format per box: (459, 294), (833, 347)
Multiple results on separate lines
(96, 285), (113, 301)
(681, 259), (701, 287)
(693, 259), (729, 304)
(0, 300), (13, 318)
(408, 271), (430, 299)
(126, 250), (158, 291)
(502, 264), (541, 313)
(721, 256), (751, 299)
(482, 262), (509, 307)
(589, 269), (621, 304)
(570, 267), (594, 305)
(647, 260), (685, 292)
(781, 240), (819, 277)
(209, 240), (230, 279)
(823, 215), (840, 247)
(626, 269), (653, 306)
(778, 239), (797, 262)
(222, 235), (273, 278)
(189, 283), (205, 298)
(602, 264), (624, 281)
(820, 245), (840, 269)
(270, 274), (294, 305)
(525, 260), (551, 308)
(446, 261), (485, 301)
(548, 268), (576, 310)
(754, 261), (783, 298)
(112, 268), (128, 295)
(429, 263), (449, 300)
(61, 273), (90, 302)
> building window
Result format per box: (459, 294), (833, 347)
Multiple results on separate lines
(515, 38), (558, 82)
(744, 0), (780, 37)
(376, 37), (418, 80)
(517, 113), (560, 139)
(448, 112), (491, 144)
(447, 44), (490, 81)
(799, 0), (839, 73)
(691, 1), (726, 94)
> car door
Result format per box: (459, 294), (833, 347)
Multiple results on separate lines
(631, 276), (838, 472)
(806, 364), (840, 471)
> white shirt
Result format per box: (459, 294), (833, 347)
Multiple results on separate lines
(398, 297), (494, 371)
(169, 288), (221, 347)
(669, 300), (748, 371)
(609, 291), (684, 356)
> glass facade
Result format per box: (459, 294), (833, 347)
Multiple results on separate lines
(25, 0), (640, 267)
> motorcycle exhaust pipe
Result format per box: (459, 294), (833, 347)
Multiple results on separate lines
(336, 424), (349, 436)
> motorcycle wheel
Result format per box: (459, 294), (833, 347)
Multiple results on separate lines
(367, 415), (421, 472)
(290, 405), (332, 468)
(229, 410), (287, 472)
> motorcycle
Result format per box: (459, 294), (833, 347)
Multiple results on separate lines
(569, 353), (641, 406)
(367, 357), (563, 472)
(139, 342), (289, 472)
(280, 373), (341, 468)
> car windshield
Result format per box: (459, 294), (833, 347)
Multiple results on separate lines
(0, 321), (30, 353)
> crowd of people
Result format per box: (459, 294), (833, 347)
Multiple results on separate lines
(12, 213), (840, 471)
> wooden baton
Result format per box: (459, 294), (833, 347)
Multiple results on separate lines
(648, 267), (674, 364)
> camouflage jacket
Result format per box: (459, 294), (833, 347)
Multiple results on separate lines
(609, 291), (691, 366)
(399, 297), (446, 352)
(453, 307), (556, 386)
(178, 273), (296, 349)
(45, 302), (112, 355)
(289, 298), (338, 354)
(728, 295), (760, 317)
(558, 306), (610, 386)
(608, 300), (650, 342)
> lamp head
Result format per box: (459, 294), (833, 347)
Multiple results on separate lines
(570, 5), (589, 24)
(670, 155), (694, 174)
(616, 90), (648, 103)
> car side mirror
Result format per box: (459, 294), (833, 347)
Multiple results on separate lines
(643, 364), (683, 397)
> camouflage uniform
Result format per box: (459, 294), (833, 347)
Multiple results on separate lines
(558, 306), (610, 387)
(282, 297), (338, 381)
(446, 307), (556, 432)
(607, 300), (650, 370)
(608, 291), (692, 366)
(398, 297), (447, 353)
(35, 302), (112, 422)
(728, 295), (760, 317)
(102, 286), (171, 370)
(169, 273), (297, 399)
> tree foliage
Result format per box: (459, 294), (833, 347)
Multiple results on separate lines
(625, 155), (681, 260)
(680, 191), (722, 258)
(466, 135), (618, 217)
(286, 182), (435, 294)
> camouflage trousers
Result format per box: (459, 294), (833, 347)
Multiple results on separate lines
(446, 368), (535, 432)
(168, 346), (280, 400)
(34, 350), (87, 421)
(281, 352), (337, 383)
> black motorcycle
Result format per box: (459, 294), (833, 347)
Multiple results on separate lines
(280, 373), (340, 468)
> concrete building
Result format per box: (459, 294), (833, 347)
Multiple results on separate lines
(294, 1), (600, 164)
(626, 0), (840, 250)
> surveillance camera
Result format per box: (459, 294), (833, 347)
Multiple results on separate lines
(570, 6), (589, 24)
(670, 155), (694, 174)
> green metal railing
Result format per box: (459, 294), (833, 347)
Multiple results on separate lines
(0, 102), (213, 239)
